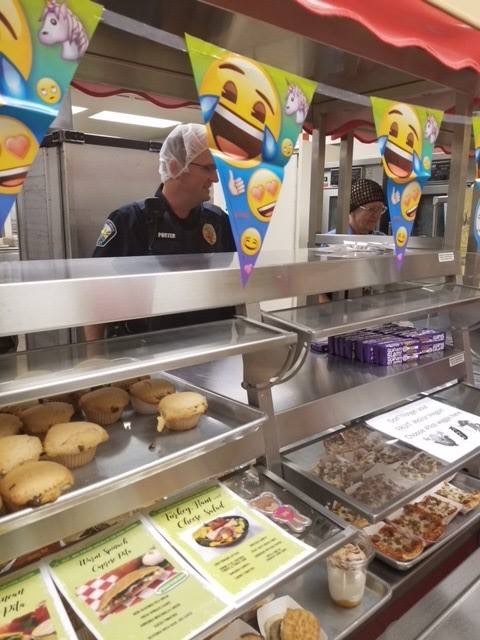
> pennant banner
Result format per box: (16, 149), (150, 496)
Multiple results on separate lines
(0, 0), (103, 230)
(186, 34), (316, 285)
(473, 115), (480, 185)
(370, 97), (443, 258)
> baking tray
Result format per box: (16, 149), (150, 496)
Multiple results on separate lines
(273, 558), (391, 640)
(0, 373), (266, 534)
(366, 472), (480, 571)
(282, 424), (479, 523)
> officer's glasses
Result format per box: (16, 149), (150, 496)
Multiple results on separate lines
(359, 204), (387, 215)
(190, 162), (218, 174)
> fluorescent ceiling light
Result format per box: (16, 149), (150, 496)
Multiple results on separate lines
(72, 105), (88, 114)
(89, 110), (181, 128)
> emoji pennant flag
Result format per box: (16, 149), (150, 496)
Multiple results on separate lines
(0, 0), (103, 230)
(370, 97), (443, 259)
(186, 34), (317, 285)
(473, 115), (480, 185)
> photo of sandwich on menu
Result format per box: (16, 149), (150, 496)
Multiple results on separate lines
(0, 601), (57, 640)
(75, 550), (178, 620)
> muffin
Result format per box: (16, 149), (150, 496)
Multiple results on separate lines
(21, 402), (75, 436)
(0, 460), (74, 510)
(79, 387), (129, 426)
(130, 378), (176, 414)
(0, 399), (39, 417)
(156, 392), (207, 432)
(0, 435), (43, 476)
(0, 413), (22, 438)
(44, 421), (109, 468)
(112, 375), (150, 393)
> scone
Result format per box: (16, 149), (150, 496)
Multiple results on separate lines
(21, 402), (75, 436)
(0, 435), (43, 476)
(157, 391), (207, 432)
(0, 460), (74, 510)
(0, 413), (22, 438)
(0, 399), (39, 416)
(44, 421), (109, 468)
(130, 378), (176, 414)
(79, 387), (129, 426)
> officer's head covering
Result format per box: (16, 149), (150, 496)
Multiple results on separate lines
(350, 179), (385, 212)
(159, 123), (209, 182)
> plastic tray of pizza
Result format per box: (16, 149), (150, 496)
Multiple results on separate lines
(365, 472), (480, 570)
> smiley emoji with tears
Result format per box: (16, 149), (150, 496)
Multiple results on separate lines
(379, 103), (422, 183)
(0, 116), (38, 194)
(247, 168), (281, 222)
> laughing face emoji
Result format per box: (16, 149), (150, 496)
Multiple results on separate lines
(400, 181), (421, 222)
(380, 103), (422, 183)
(0, 0), (32, 80)
(199, 53), (281, 163)
(247, 168), (281, 223)
(0, 116), (38, 194)
(241, 227), (262, 256)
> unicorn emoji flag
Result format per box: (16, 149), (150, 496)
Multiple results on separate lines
(0, 0), (103, 229)
(370, 97), (443, 260)
(186, 34), (317, 285)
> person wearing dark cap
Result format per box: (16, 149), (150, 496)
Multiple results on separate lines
(347, 178), (387, 235)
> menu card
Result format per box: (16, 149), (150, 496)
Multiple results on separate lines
(0, 566), (76, 639)
(48, 518), (229, 640)
(367, 397), (480, 462)
(149, 484), (314, 601)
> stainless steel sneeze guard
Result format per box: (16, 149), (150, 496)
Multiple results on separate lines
(264, 283), (480, 339)
(0, 373), (267, 561)
(0, 317), (295, 405)
(0, 250), (460, 336)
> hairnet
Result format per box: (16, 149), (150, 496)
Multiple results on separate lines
(350, 179), (385, 212)
(159, 123), (209, 182)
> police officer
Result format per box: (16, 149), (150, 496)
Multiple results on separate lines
(85, 123), (236, 340)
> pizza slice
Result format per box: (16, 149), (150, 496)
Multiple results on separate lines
(414, 495), (459, 524)
(388, 504), (445, 543)
(408, 452), (444, 475)
(370, 523), (425, 562)
(395, 461), (428, 484)
(323, 433), (354, 455)
(434, 482), (480, 512)
(375, 444), (414, 466)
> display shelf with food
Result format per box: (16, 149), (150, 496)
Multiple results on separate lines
(0, 374), (267, 562)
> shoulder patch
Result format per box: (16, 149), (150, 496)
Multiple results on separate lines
(96, 220), (117, 248)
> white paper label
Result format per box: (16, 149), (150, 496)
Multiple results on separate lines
(449, 353), (465, 367)
(438, 252), (455, 262)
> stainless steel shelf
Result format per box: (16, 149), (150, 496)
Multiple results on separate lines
(0, 317), (295, 406)
(0, 250), (459, 335)
(264, 283), (480, 339)
(0, 374), (266, 562)
(274, 348), (466, 447)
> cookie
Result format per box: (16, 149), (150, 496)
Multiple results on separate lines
(130, 378), (176, 414)
(156, 391), (207, 432)
(0, 460), (74, 510)
(281, 608), (320, 640)
(21, 402), (75, 436)
(0, 435), (43, 476)
(79, 387), (129, 426)
(44, 421), (109, 468)
(0, 413), (22, 438)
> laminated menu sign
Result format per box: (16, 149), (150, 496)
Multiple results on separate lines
(48, 518), (230, 640)
(0, 565), (76, 639)
(367, 398), (480, 463)
(149, 484), (314, 601)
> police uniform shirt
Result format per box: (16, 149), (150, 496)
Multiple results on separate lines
(93, 191), (236, 258)
(93, 191), (236, 333)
